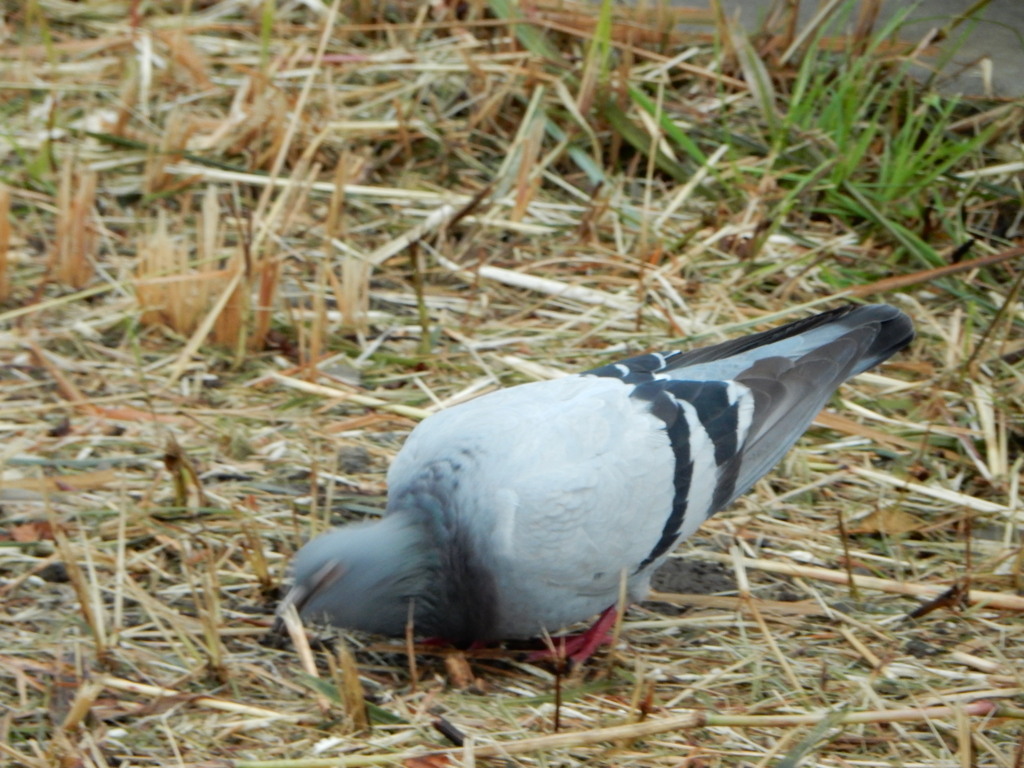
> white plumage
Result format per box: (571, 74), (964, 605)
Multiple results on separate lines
(285, 304), (913, 647)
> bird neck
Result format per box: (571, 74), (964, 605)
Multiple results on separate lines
(387, 476), (499, 644)
(360, 512), (441, 635)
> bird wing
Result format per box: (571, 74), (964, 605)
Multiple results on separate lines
(583, 304), (915, 557)
(586, 304), (911, 385)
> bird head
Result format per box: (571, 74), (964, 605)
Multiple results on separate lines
(283, 514), (433, 637)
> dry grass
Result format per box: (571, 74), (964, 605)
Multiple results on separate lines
(1, 0), (1022, 766)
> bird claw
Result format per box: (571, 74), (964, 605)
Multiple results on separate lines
(527, 606), (619, 665)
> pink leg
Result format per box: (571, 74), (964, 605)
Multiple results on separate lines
(528, 605), (619, 665)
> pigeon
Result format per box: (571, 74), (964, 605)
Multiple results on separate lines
(285, 304), (913, 653)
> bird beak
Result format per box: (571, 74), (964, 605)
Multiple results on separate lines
(279, 561), (346, 618)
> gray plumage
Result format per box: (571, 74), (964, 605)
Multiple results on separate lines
(286, 304), (913, 644)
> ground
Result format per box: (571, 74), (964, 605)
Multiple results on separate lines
(0, 1), (1022, 767)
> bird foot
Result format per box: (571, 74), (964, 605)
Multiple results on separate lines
(527, 605), (619, 665)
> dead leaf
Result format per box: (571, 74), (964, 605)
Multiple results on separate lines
(444, 652), (474, 690)
(905, 581), (970, 620)
(10, 521), (56, 542)
(854, 508), (925, 535)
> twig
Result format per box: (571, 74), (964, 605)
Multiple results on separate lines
(227, 700), (1003, 767)
(849, 466), (1011, 515)
(842, 247), (1024, 298)
(699, 552), (1024, 611)
(435, 253), (637, 311)
(98, 676), (312, 723)
(269, 373), (430, 420)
